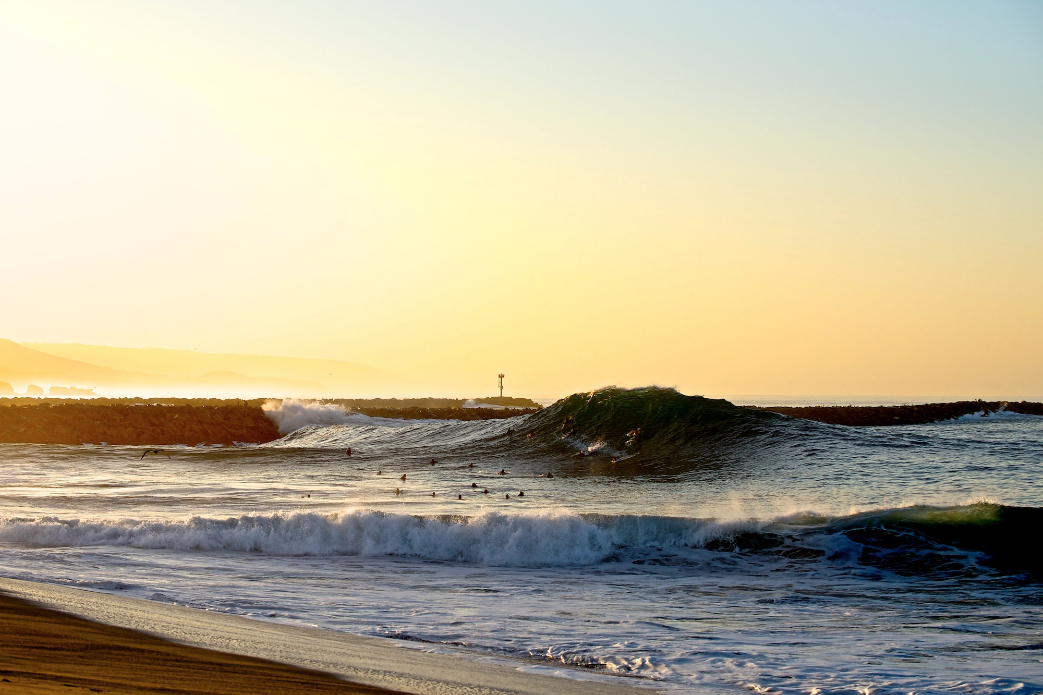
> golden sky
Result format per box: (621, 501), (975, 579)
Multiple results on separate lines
(2, 1), (1041, 399)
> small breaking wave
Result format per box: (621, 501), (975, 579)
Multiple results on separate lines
(261, 399), (427, 435)
(0, 510), (759, 566)
(262, 399), (356, 435)
(262, 399), (486, 438)
(0, 510), (630, 565)
(1, 504), (1038, 576)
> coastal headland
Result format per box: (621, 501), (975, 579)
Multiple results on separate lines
(752, 400), (1043, 426)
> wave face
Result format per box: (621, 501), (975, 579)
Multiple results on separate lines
(823, 503), (1043, 577)
(514, 386), (779, 468)
(3, 504), (1038, 577)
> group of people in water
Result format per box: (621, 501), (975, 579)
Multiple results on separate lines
(351, 447), (533, 500)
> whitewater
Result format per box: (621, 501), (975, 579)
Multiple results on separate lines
(1, 388), (1041, 693)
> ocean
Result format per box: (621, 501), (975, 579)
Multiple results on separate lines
(1, 387), (1041, 693)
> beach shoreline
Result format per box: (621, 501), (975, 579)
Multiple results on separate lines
(0, 587), (400, 694)
(0, 577), (652, 695)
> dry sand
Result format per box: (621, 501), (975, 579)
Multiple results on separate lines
(0, 578), (650, 695)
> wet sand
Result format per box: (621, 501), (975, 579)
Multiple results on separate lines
(0, 591), (400, 695)
(0, 579), (646, 695)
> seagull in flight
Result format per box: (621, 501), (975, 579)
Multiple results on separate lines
(140, 449), (169, 459)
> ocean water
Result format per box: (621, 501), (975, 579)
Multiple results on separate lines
(1, 387), (1041, 694)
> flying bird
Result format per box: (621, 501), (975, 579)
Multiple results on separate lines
(140, 449), (169, 459)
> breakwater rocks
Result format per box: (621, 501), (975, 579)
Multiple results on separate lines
(0, 403), (280, 445)
(751, 400), (1043, 427)
(352, 406), (539, 421)
(331, 397), (542, 409)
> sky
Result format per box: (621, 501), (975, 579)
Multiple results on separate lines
(1, 1), (1041, 400)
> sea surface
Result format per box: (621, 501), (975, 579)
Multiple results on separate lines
(1, 388), (1041, 694)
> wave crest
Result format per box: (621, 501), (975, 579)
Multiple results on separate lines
(262, 399), (355, 434)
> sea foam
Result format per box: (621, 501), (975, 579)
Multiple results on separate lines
(0, 510), (756, 566)
(262, 399), (355, 434)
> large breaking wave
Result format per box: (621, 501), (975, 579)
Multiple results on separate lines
(261, 387), (801, 475)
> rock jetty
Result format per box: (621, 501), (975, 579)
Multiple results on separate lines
(751, 400), (1043, 426)
(0, 403), (280, 445)
(350, 406), (539, 421)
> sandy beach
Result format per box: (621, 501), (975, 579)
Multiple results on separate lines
(0, 589), (400, 694)
(0, 578), (650, 695)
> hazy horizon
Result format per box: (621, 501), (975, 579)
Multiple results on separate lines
(2, 1), (1041, 399)
(0, 338), (1031, 405)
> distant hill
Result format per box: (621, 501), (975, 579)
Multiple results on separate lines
(2, 340), (403, 397)
(0, 339), (127, 387)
